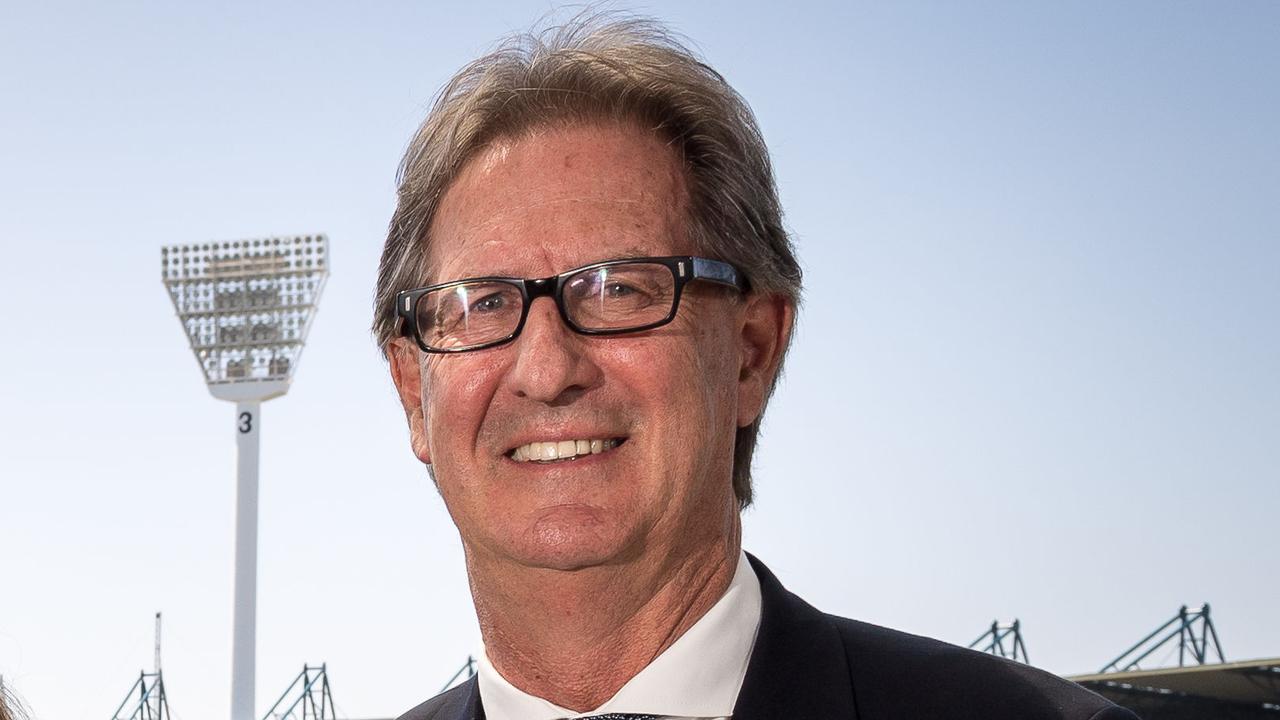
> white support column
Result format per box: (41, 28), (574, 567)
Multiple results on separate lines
(231, 400), (261, 720)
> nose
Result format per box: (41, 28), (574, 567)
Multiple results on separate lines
(506, 297), (601, 404)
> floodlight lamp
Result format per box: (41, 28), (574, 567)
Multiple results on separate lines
(162, 234), (329, 402)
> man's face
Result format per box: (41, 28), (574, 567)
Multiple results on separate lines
(390, 123), (767, 574)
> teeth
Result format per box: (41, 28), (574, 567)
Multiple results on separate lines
(509, 438), (620, 463)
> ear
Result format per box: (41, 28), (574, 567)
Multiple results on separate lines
(387, 337), (433, 465)
(736, 293), (795, 428)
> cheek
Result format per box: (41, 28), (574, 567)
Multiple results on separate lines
(613, 325), (739, 456)
(420, 354), (506, 455)
(690, 321), (741, 419)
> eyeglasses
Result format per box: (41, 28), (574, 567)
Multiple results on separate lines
(396, 256), (748, 353)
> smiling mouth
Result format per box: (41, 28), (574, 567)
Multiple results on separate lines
(508, 437), (627, 463)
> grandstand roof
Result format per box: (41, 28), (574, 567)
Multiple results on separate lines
(1070, 658), (1280, 707)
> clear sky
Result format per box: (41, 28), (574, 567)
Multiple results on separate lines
(1, 1), (1276, 718)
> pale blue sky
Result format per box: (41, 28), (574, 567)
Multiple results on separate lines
(1, 2), (1276, 718)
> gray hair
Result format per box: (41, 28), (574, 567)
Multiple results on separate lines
(373, 12), (802, 507)
(0, 680), (27, 720)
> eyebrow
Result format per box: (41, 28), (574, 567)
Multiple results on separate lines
(608, 244), (654, 261)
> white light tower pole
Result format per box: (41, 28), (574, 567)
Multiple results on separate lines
(162, 235), (329, 720)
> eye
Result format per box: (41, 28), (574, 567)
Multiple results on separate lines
(471, 293), (507, 313)
(603, 281), (639, 298)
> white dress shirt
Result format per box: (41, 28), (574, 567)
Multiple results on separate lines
(476, 551), (763, 720)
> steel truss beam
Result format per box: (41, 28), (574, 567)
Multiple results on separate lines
(968, 619), (1030, 664)
(263, 664), (336, 720)
(1101, 604), (1226, 673)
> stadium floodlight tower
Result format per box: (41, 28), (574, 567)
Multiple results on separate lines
(161, 234), (329, 720)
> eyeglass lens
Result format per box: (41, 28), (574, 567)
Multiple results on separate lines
(414, 262), (677, 351)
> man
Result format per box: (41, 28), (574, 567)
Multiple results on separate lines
(374, 14), (1138, 720)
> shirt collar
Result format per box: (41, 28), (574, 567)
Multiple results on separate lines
(477, 551), (762, 720)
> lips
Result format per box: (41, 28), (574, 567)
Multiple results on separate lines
(508, 437), (626, 462)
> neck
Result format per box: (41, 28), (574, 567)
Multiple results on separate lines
(467, 529), (741, 712)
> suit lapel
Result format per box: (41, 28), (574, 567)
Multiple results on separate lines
(443, 676), (484, 720)
(732, 555), (859, 720)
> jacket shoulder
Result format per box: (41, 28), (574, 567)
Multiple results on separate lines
(395, 680), (477, 720)
(827, 615), (1136, 720)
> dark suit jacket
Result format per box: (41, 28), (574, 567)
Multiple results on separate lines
(399, 555), (1139, 720)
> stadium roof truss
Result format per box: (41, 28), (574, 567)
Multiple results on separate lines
(1101, 603), (1225, 673)
(968, 619), (1030, 664)
(263, 664), (336, 720)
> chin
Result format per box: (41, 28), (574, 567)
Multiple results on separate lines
(505, 504), (641, 571)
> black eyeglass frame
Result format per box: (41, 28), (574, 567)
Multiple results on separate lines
(396, 255), (749, 354)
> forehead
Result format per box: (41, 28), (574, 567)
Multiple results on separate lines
(425, 122), (693, 282)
